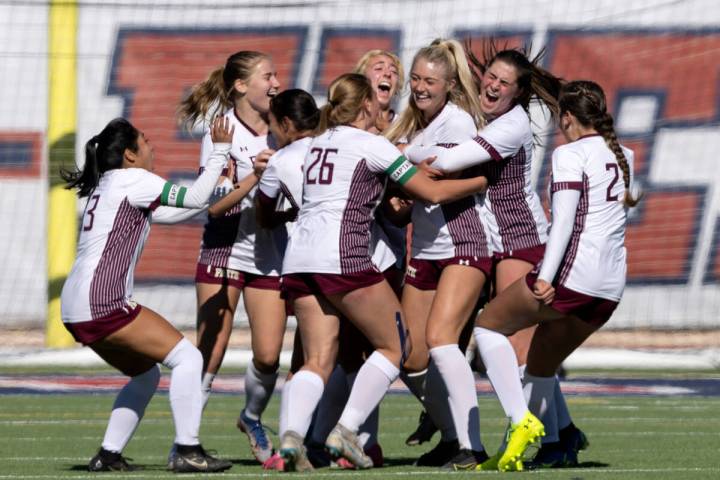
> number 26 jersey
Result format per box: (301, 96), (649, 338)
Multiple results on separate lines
(282, 126), (413, 275)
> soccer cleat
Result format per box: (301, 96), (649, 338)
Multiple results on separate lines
(279, 430), (314, 472)
(365, 443), (384, 468)
(414, 439), (459, 467)
(497, 411), (545, 472)
(335, 442), (384, 469)
(236, 409), (274, 463)
(405, 410), (438, 446)
(524, 441), (576, 469)
(560, 423), (589, 453)
(166, 444), (177, 469)
(168, 444), (232, 473)
(262, 452), (286, 471)
(325, 424), (373, 469)
(475, 451), (501, 471)
(446, 448), (489, 470)
(88, 448), (134, 472)
(305, 441), (332, 468)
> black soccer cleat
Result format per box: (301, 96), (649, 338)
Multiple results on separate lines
(405, 410), (439, 446)
(414, 439), (459, 467)
(560, 422), (589, 453)
(168, 444), (232, 473)
(524, 441), (576, 469)
(88, 448), (134, 472)
(446, 448), (490, 470)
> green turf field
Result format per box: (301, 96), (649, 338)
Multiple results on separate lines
(1, 392), (718, 479)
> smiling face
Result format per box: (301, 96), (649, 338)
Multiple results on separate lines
(410, 56), (453, 121)
(362, 54), (400, 111)
(238, 58), (280, 114)
(479, 59), (520, 120)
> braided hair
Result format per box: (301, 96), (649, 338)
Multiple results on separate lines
(559, 80), (640, 207)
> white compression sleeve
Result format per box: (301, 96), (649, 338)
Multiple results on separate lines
(405, 139), (494, 172)
(537, 189), (581, 283)
(176, 143), (230, 208)
(152, 205), (207, 224)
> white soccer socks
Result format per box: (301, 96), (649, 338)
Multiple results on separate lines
(162, 338), (204, 446)
(429, 344), (484, 452)
(101, 365), (160, 453)
(338, 352), (399, 433)
(473, 327), (527, 424)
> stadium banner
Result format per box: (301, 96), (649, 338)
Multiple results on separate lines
(0, 0), (718, 329)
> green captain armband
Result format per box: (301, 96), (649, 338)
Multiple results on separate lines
(385, 156), (417, 185)
(160, 181), (188, 208)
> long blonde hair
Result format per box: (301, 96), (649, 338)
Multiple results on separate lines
(385, 38), (483, 143)
(177, 51), (268, 130)
(316, 73), (374, 135)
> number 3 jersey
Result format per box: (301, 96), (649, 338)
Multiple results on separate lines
(282, 126), (414, 275)
(545, 134), (634, 301)
(61, 168), (184, 323)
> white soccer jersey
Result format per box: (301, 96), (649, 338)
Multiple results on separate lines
(539, 135), (633, 301)
(198, 109), (283, 275)
(258, 136), (311, 256)
(61, 169), (189, 323)
(408, 102), (489, 259)
(473, 105), (548, 253)
(282, 126), (416, 275)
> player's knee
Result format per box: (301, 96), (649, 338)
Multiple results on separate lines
(252, 355), (280, 373)
(135, 364), (161, 390)
(163, 337), (203, 374)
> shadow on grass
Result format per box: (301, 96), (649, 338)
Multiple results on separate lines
(383, 456), (425, 467)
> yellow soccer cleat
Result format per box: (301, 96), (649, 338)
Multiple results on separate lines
(497, 411), (545, 472)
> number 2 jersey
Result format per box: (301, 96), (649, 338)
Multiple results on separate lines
(542, 134), (634, 301)
(282, 126), (415, 275)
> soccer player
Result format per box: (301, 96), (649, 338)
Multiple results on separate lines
(253, 88), (319, 471)
(177, 50), (284, 463)
(405, 44), (584, 467)
(384, 38), (491, 469)
(305, 49), (407, 470)
(473, 79), (638, 471)
(60, 116), (234, 473)
(278, 73), (488, 471)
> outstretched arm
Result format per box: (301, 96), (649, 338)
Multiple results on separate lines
(405, 139), (495, 173)
(385, 156), (487, 204)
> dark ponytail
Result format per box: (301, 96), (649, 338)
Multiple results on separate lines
(559, 80), (641, 207)
(61, 118), (139, 197)
(269, 89), (320, 132)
